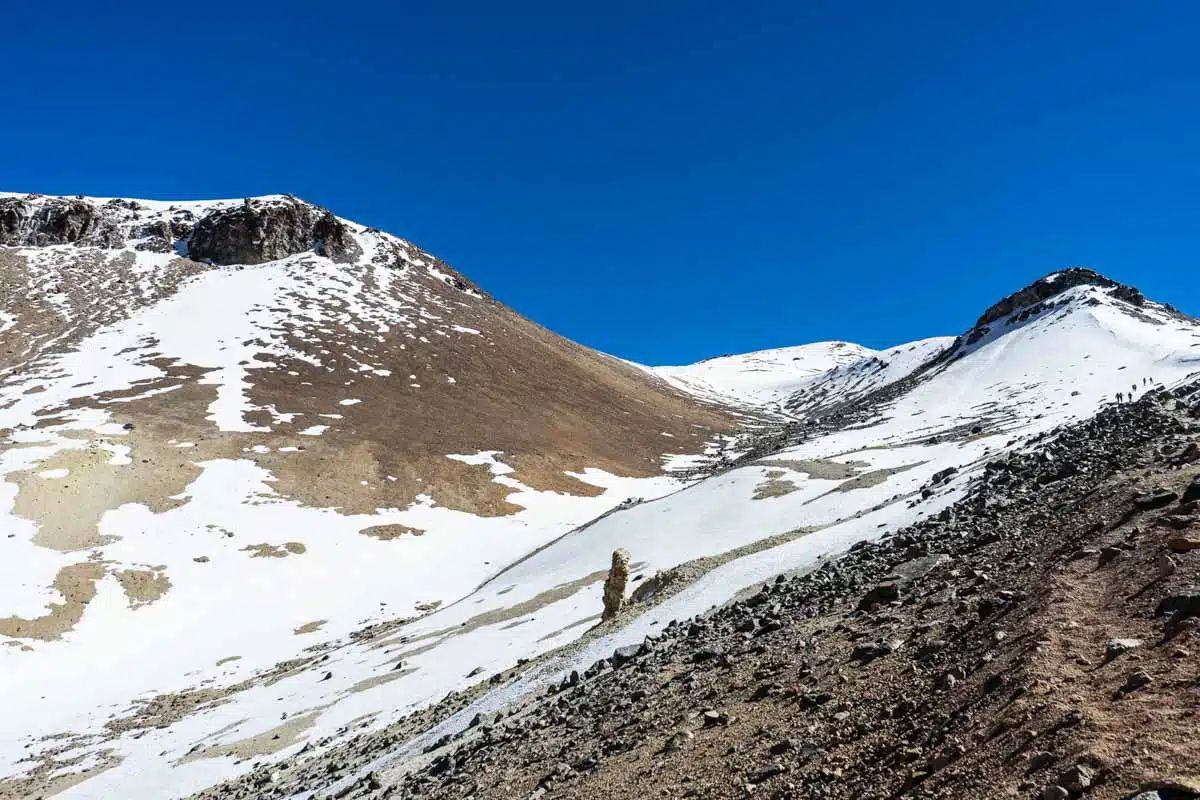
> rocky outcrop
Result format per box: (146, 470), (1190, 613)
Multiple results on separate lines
(934, 268), (1166, 360)
(0, 199), (26, 244)
(601, 548), (631, 620)
(0, 196), (124, 248)
(187, 196), (357, 265)
(312, 209), (362, 263)
(2, 193), (362, 265)
(970, 268), (1134, 333)
(132, 214), (195, 253)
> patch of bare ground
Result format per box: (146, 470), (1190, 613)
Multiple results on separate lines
(241, 542), (307, 558)
(294, 620), (327, 635)
(361, 524), (425, 540)
(833, 460), (926, 492)
(0, 746), (122, 800)
(349, 666), (420, 695)
(105, 687), (229, 738)
(0, 561), (106, 640)
(753, 469), (799, 499)
(176, 710), (328, 765)
(114, 567), (171, 608)
(754, 457), (867, 480)
(92, 651), (338, 749)
(9, 434), (189, 552)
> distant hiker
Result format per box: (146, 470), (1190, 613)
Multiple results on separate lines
(1116, 391), (1124, 403)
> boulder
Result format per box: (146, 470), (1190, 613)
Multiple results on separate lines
(857, 581), (900, 611)
(1134, 490), (1179, 511)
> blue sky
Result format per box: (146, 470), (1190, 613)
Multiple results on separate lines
(2, 1), (1199, 364)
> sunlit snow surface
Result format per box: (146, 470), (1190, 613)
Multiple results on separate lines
(2, 208), (1199, 800)
(642, 341), (874, 411)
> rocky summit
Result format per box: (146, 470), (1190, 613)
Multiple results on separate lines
(2, 192), (1200, 800)
(0, 193), (361, 262)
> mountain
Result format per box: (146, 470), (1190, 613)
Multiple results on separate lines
(1, 195), (1198, 800)
(641, 341), (873, 413)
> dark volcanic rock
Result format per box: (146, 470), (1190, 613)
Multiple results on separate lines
(611, 644), (642, 667)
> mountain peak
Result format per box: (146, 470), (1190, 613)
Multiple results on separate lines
(972, 267), (1144, 330)
(934, 267), (1163, 360)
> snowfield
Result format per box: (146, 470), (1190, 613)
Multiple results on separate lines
(642, 341), (873, 412)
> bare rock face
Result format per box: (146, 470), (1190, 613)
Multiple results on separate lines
(187, 196), (359, 265)
(312, 209), (362, 263)
(0, 199), (26, 244)
(2, 194), (362, 265)
(602, 548), (631, 621)
(0, 196), (124, 248)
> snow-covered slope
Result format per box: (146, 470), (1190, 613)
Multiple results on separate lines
(785, 335), (954, 414)
(3, 198), (1199, 800)
(643, 341), (872, 412)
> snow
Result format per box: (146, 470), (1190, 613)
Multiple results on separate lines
(0, 191), (294, 214)
(2, 458), (683, 800)
(642, 342), (874, 412)
(787, 336), (954, 413)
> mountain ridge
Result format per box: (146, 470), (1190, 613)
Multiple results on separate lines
(0, 192), (359, 263)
